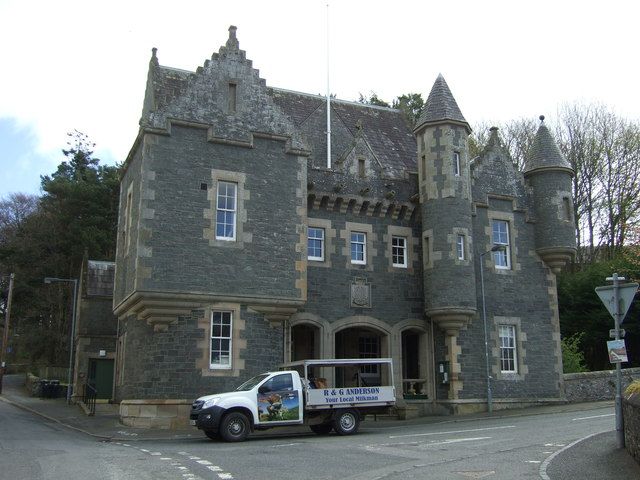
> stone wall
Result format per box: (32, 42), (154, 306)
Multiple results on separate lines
(563, 367), (640, 402)
(120, 399), (192, 429)
(623, 392), (640, 465)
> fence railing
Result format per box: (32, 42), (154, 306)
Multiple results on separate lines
(82, 383), (97, 416)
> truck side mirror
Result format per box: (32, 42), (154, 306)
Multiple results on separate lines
(258, 385), (268, 394)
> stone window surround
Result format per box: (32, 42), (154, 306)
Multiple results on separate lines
(307, 218), (335, 268)
(485, 211), (520, 274)
(498, 324), (517, 373)
(215, 180), (237, 241)
(556, 191), (574, 222)
(341, 222), (376, 271)
(384, 225), (415, 272)
(307, 226), (325, 262)
(203, 169), (249, 249)
(492, 219), (511, 269)
(210, 310), (233, 370)
(449, 227), (471, 265)
(391, 236), (407, 268)
(197, 303), (246, 378)
(490, 316), (528, 381)
(351, 232), (367, 264)
(421, 228), (443, 270)
(453, 151), (461, 176)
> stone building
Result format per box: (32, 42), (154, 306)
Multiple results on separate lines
(74, 257), (117, 401)
(113, 26), (576, 424)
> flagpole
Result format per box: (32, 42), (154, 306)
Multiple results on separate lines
(326, 2), (331, 169)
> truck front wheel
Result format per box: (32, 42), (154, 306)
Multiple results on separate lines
(220, 412), (250, 442)
(333, 409), (360, 435)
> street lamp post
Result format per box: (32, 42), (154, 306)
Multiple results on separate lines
(479, 245), (504, 414)
(0, 273), (15, 395)
(44, 277), (78, 404)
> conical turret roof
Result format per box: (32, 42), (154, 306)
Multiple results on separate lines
(414, 74), (469, 132)
(524, 116), (572, 174)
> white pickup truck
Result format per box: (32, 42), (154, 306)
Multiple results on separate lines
(190, 358), (396, 441)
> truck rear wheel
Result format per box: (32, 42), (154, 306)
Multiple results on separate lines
(333, 409), (360, 435)
(220, 412), (250, 442)
(310, 423), (333, 435)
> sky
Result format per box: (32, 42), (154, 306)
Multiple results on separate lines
(1, 0), (638, 197)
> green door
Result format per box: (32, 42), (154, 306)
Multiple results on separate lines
(88, 359), (114, 400)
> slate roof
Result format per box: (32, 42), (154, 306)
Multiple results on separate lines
(524, 118), (572, 173)
(86, 260), (115, 297)
(415, 74), (468, 132)
(270, 88), (417, 178)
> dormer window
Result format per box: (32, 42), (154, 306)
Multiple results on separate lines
(228, 83), (237, 113)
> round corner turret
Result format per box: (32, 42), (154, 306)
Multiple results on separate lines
(525, 117), (576, 273)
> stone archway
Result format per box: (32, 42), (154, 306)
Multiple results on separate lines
(287, 313), (328, 363)
(332, 317), (391, 388)
(291, 324), (319, 361)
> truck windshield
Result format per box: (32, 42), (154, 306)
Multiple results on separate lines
(235, 373), (270, 391)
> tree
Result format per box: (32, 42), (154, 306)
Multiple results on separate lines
(0, 131), (121, 367)
(561, 333), (588, 373)
(40, 130), (120, 273)
(357, 92), (390, 108)
(392, 93), (424, 128)
(558, 257), (640, 370)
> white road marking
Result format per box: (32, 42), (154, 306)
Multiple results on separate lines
(272, 443), (304, 447)
(160, 457), (172, 460)
(150, 452), (162, 456)
(218, 474), (234, 479)
(389, 425), (515, 439)
(539, 431), (609, 480)
(572, 413), (615, 421)
(207, 466), (223, 472)
(197, 460), (213, 465)
(140, 448), (149, 453)
(189, 456), (201, 460)
(525, 460), (541, 464)
(426, 436), (491, 446)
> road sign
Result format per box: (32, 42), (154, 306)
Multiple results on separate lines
(595, 283), (638, 324)
(607, 340), (628, 363)
(610, 329), (625, 339)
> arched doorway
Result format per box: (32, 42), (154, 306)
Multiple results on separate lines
(401, 328), (427, 396)
(291, 323), (320, 361)
(334, 326), (389, 388)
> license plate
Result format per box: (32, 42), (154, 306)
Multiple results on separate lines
(190, 419), (196, 426)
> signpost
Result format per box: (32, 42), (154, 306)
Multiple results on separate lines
(595, 274), (638, 449)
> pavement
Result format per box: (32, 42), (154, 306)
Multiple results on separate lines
(1, 373), (639, 479)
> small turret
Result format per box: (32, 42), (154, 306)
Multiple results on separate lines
(524, 116), (576, 272)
